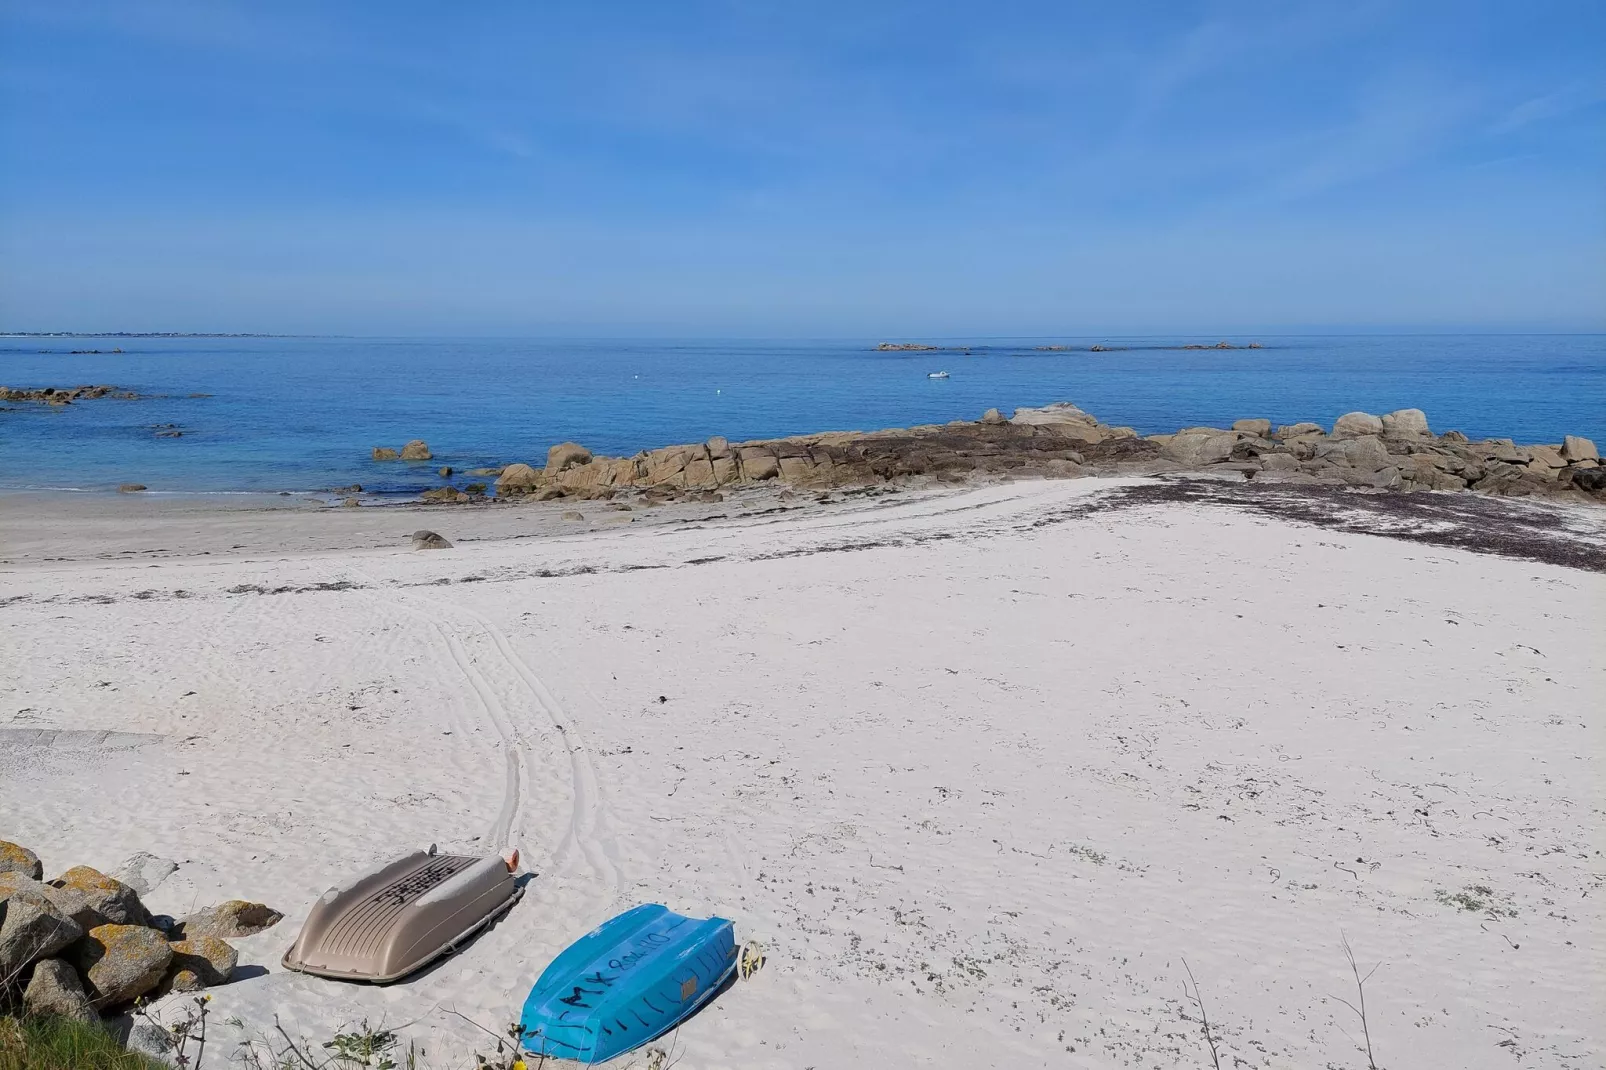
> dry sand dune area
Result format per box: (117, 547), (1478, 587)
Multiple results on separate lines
(2, 477), (1603, 1069)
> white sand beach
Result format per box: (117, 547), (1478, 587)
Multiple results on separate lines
(2, 477), (1602, 1069)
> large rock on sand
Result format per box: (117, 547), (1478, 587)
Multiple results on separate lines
(739, 447), (780, 481)
(1562, 435), (1599, 463)
(159, 934), (238, 994)
(0, 841), (42, 880)
(399, 439), (432, 460)
(1160, 430), (1237, 466)
(1525, 445), (1566, 476)
(110, 853), (178, 899)
(555, 455), (632, 493)
(179, 900), (283, 941)
(682, 451), (718, 488)
(495, 462), (541, 495)
(641, 445), (695, 486)
(48, 866), (149, 928)
(1314, 435), (1391, 471)
(0, 887), (83, 977)
(1333, 412), (1384, 437)
(710, 452), (739, 485)
(73, 924), (173, 1008)
(1010, 403), (1110, 443)
(1381, 408), (1430, 437)
(410, 530), (452, 550)
(1010, 402), (1096, 428)
(1569, 467), (1606, 493)
(545, 442), (593, 476)
(23, 957), (97, 1023)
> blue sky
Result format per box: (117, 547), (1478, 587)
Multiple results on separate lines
(2, 1), (1602, 335)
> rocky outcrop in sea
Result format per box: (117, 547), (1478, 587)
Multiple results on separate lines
(462, 403), (1601, 504)
(0, 385), (138, 404)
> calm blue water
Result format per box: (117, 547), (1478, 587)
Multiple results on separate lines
(1, 335), (1602, 495)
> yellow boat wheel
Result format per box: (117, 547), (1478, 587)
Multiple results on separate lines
(739, 939), (767, 980)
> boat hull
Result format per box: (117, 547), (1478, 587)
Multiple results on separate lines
(519, 904), (737, 1064)
(282, 851), (521, 984)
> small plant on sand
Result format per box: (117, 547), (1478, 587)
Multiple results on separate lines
(222, 1014), (682, 1070)
(1064, 843), (1108, 866)
(322, 1022), (406, 1069)
(1331, 932), (1382, 1070)
(1178, 959), (1223, 1070)
(227, 1017), (422, 1070)
(1435, 884), (1516, 917)
(134, 993), (212, 1069)
(465, 1021), (532, 1069)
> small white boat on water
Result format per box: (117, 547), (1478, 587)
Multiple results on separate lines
(928, 370), (950, 379)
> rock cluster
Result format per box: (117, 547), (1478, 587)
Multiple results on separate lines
(0, 385), (138, 404)
(487, 404), (1146, 501)
(429, 404), (1604, 507)
(372, 439), (432, 461)
(1149, 409), (1602, 496)
(0, 840), (279, 1020)
(420, 485), (481, 504)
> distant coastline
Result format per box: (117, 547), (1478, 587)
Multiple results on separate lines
(2, 331), (293, 338)
(876, 340), (1267, 352)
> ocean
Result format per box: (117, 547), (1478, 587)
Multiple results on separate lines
(1, 334), (1602, 496)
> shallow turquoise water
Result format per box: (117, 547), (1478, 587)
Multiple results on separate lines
(1, 335), (1601, 495)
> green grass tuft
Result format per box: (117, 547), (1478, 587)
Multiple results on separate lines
(0, 1014), (168, 1070)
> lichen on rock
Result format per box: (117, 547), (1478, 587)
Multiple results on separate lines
(159, 933), (238, 994)
(73, 923), (173, 1008)
(0, 841), (42, 880)
(179, 899), (284, 941)
(47, 865), (149, 928)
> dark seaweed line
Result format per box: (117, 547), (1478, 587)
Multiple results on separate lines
(1036, 479), (1606, 573)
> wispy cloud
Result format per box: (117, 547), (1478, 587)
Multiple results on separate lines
(1488, 80), (1606, 135)
(1262, 71), (1481, 201)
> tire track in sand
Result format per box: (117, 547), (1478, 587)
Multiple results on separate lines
(349, 570), (529, 851)
(434, 619), (525, 849)
(357, 565), (619, 896)
(449, 604), (620, 894)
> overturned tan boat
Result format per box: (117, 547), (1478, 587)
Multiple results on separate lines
(282, 846), (522, 983)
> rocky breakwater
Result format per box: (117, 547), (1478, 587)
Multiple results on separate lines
(481, 402), (1605, 506)
(0, 841), (280, 1022)
(494, 403), (1152, 501)
(1149, 408), (1603, 497)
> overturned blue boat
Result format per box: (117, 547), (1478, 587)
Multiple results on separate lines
(518, 904), (737, 1064)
